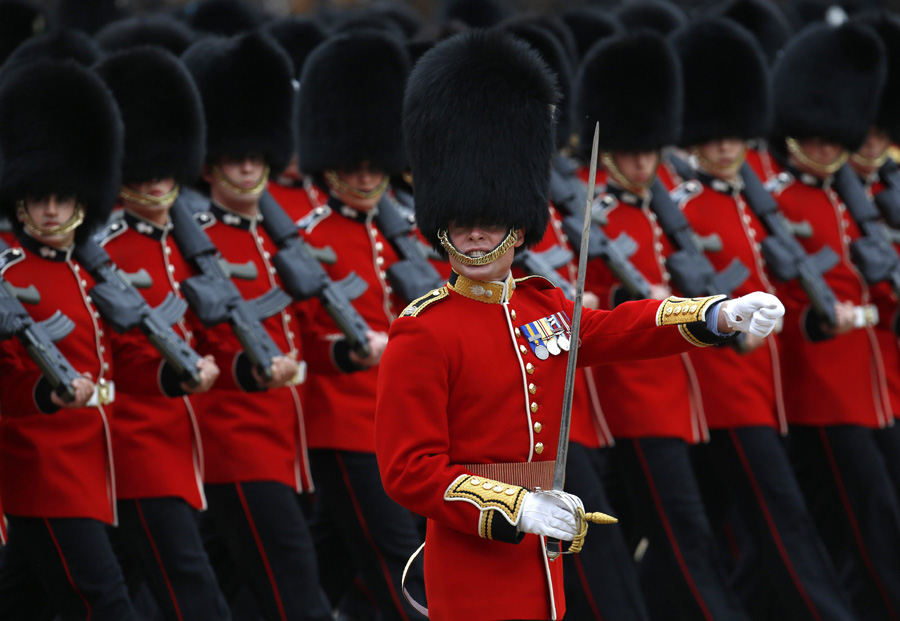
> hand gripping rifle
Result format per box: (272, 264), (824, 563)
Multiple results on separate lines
(649, 177), (750, 297)
(739, 162), (838, 326)
(374, 194), (445, 303)
(258, 191), (372, 357)
(168, 198), (291, 383)
(0, 244), (79, 404)
(550, 155), (653, 300)
(832, 164), (900, 299)
(72, 238), (203, 388)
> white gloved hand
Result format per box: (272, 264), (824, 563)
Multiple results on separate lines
(721, 292), (785, 338)
(517, 490), (584, 541)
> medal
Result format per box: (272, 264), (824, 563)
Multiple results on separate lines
(557, 333), (570, 351)
(546, 335), (561, 356)
(534, 344), (550, 360)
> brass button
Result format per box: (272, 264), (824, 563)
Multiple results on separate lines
(483, 482), (493, 490)
(376, 256), (385, 266)
(519, 345), (528, 354)
(528, 383), (536, 394)
(534, 422), (542, 433)
(505, 487), (516, 496)
(534, 442), (544, 454)
(493, 485), (503, 493)
(515, 328), (521, 337)
(526, 363), (534, 375)
(689, 304), (698, 313)
(530, 402), (539, 413)
(510, 310), (517, 320)
(376, 242), (384, 252)
(471, 478), (481, 485)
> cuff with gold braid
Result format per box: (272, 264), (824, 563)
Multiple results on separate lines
(656, 295), (734, 347)
(445, 474), (528, 544)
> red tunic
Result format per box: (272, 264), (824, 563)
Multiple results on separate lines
(0, 235), (116, 523)
(190, 204), (313, 491)
(771, 170), (892, 428)
(100, 211), (205, 508)
(678, 175), (787, 431)
(376, 273), (725, 621)
(584, 187), (707, 443)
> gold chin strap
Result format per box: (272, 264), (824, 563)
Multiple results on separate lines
(602, 151), (654, 195)
(16, 202), (85, 237)
(212, 165), (270, 196)
(691, 145), (746, 177)
(785, 137), (849, 176)
(118, 184), (180, 208)
(324, 169), (389, 200)
(850, 147), (890, 170)
(437, 228), (518, 266)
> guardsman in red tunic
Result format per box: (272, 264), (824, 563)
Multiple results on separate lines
(95, 47), (231, 620)
(292, 30), (427, 620)
(182, 32), (332, 621)
(0, 60), (137, 620)
(574, 31), (752, 620)
(376, 30), (785, 621)
(673, 18), (857, 620)
(769, 22), (900, 619)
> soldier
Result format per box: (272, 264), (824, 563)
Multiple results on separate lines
(94, 46), (229, 621)
(0, 59), (136, 620)
(673, 17), (857, 620)
(376, 29), (784, 621)
(768, 21), (900, 619)
(182, 31), (332, 621)
(575, 30), (751, 620)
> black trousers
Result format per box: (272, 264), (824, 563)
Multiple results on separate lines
(562, 442), (650, 620)
(111, 496), (231, 621)
(203, 480), (332, 621)
(789, 425), (900, 621)
(308, 449), (425, 621)
(0, 515), (136, 621)
(695, 427), (856, 620)
(614, 437), (750, 621)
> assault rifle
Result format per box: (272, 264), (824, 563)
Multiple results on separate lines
(258, 191), (372, 357)
(513, 246), (576, 300)
(873, 158), (900, 229)
(739, 162), (838, 326)
(0, 245), (79, 403)
(832, 164), (900, 299)
(73, 238), (203, 388)
(168, 198), (290, 382)
(649, 177), (750, 297)
(374, 194), (445, 303)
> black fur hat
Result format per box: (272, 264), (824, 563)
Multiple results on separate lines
(576, 31), (682, 156)
(439, 0), (513, 29)
(186, 0), (265, 36)
(0, 0), (48, 65)
(368, 2), (427, 39)
(855, 12), (900, 143)
(710, 0), (793, 65)
(772, 21), (885, 151)
(672, 17), (770, 147)
(405, 30), (558, 249)
(616, 1), (686, 36)
(95, 15), (197, 56)
(298, 30), (409, 176)
(2, 29), (101, 75)
(182, 31), (295, 174)
(560, 8), (623, 61)
(503, 21), (573, 150)
(95, 47), (204, 186)
(0, 60), (123, 240)
(265, 16), (328, 79)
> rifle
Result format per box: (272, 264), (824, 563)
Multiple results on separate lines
(512, 246), (576, 300)
(73, 238), (203, 387)
(0, 245), (80, 404)
(374, 194), (445, 303)
(168, 198), (291, 383)
(649, 177), (750, 297)
(550, 155), (652, 300)
(258, 191), (372, 357)
(739, 162), (838, 325)
(873, 158), (900, 229)
(832, 164), (900, 299)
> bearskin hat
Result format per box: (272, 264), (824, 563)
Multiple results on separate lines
(298, 30), (409, 176)
(95, 47), (204, 187)
(710, 0), (793, 65)
(265, 16), (327, 79)
(439, 0), (513, 29)
(772, 21), (885, 151)
(504, 21), (574, 150)
(331, 14), (407, 40)
(616, 1), (686, 36)
(182, 31), (295, 174)
(2, 29), (101, 75)
(58, 0), (128, 35)
(405, 30), (558, 249)
(186, 0), (265, 37)
(560, 8), (622, 61)
(855, 12), (900, 143)
(672, 17), (771, 147)
(0, 0), (48, 65)
(367, 2), (427, 39)
(0, 60), (123, 240)
(576, 31), (682, 156)
(95, 15), (196, 56)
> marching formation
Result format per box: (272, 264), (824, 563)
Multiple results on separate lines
(0, 0), (898, 620)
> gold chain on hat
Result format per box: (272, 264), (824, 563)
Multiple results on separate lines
(212, 165), (270, 196)
(850, 148), (890, 169)
(602, 151), (655, 195)
(437, 227), (518, 266)
(691, 145), (746, 177)
(785, 137), (848, 176)
(324, 169), (389, 200)
(16, 201), (85, 237)
(118, 184), (180, 208)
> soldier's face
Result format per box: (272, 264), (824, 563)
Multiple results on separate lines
(329, 162), (386, 212)
(205, 156), (267, 212)
(20, 195), (78, 248)
(123, 178), (177, 225)
(612, 151), (659, 186)
(446, 223), (525, 282)
(694, 138), (746, 179)
(856, 127), (891, 163)
(794, 138), (844, 170)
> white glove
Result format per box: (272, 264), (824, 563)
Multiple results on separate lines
(721, 292), (785, 338)
(517, 490), (584, 541)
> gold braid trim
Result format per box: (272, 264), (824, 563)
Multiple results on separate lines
(656, 295), (726, 327)
(399, 287), (448, 317)
(444, 474), (527, 527)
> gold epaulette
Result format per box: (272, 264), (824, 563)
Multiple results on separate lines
(445, 474), (527, 539)
(656, 295), (726, 327)
(399, 287), (448, 317)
